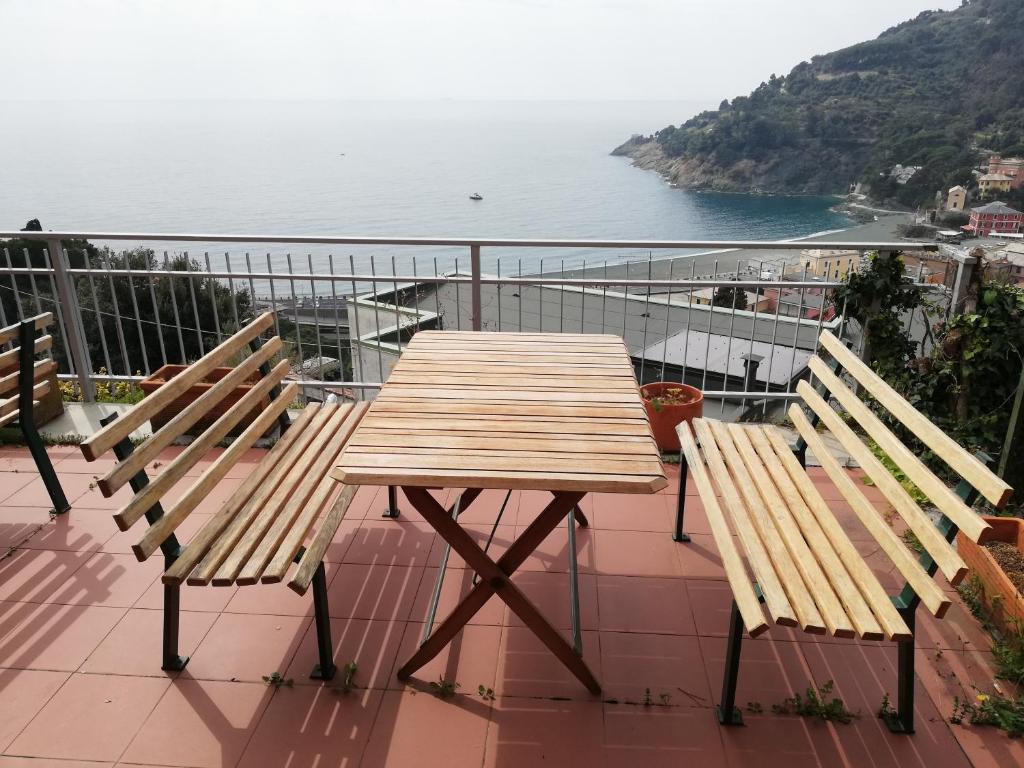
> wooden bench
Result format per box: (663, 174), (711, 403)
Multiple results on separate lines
(0, 312), (68, 513)
(674, 329), (1013, 734)
(79, 312), (368, 676)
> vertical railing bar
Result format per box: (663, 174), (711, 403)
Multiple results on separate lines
(102, 250), (132, 377)
(4, 248), (24, 320)
(682, 258), (695, 384)
(638, 254), (653, 382)
(496, 257), (502, 332)
(470, 244), (482, 332)
(518, 259), (523, 331)
(348, 254), (367, 399)
(47, 246), (77, 378)
(145, 260), (168, 367)
(558, 259), (565, 334)
(411, 255), (421, 334)
(203, 252), (223, 346)
(224, 252), (241, 331)
(164, 252), (187, 363)
(742, 260), (764, 408)
(308, 254), (325, 375)
(85, 255), (113, 376)
(370, 254), (385, 382)
(286, 253), (305, 386)
(763, 263), (784, 417)
(454, 256), (462, 331)
(720, 262), (743, 414)
(244, 253), (261, 332)
(21, 248), (43, 316)
(538, 258), (544, 334)
(123, 249), (151, 375)
(433, 257), (442, 330)
(184, 251), (205, 356)
(578, 258), (586, 333)
(328, 254), (346, 387)
(0, 249), (9, 328)
(391, 254), (402, 352)
(660, 259), (674, 381)
(700, 259), (717, 394)
(262, 253), (282, 340)
(48, 241), (94, 397)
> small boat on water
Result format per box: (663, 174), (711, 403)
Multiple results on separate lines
(469, 193), (483, 200)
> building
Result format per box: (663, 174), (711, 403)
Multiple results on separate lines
(789, 249), (862, 280)
(966, 201), (1024, 237)
(946, 185), (967, 211)
(687, 287), (774, 313)
(979, 173), (1013, 197)
(987, 155), (1024, 189)
(985, 241), (1024, 286)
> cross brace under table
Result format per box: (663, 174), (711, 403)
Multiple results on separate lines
(395, 486), (600, 695)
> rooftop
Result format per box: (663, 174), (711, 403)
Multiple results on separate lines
(972, 201), (1023, 215)
(0, 444), (1019, 768)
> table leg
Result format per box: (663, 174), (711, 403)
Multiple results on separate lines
(397, 487), (600, 694)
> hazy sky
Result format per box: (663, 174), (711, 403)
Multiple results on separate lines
(2, 0), (961, 101)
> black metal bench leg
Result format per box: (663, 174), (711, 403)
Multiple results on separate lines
(718, 600), (745, 725)
(161, 582), (188, 671)
(310, 562), (337, 680)
(382, 485), (400, 518)
(673, 453), (691, 542)
(23, 427), (69, 513)
(885, 607), (916, 734)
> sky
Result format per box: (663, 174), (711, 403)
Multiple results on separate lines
(1, 0), (963, 102)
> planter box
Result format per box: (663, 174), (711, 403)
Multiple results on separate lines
(140, 364), (268, 435)
(958, 516), (1024, 634)
(640, 382), (703, 453)
(0, 361), (64, 427)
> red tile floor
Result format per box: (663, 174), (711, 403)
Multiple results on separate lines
(0, 446), (1021, 767)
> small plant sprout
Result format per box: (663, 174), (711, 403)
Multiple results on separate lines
(746, 701), (763, 714)
(429, 676), (460, 699)
(262, 672), (294, 688)
(772, 680), (856, 724)
(477, 684), (495, 701)
(642, 688), (653, 707)
(341, 661), (358, 693)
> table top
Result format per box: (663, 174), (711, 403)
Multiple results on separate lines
(332, 331), (667, 493)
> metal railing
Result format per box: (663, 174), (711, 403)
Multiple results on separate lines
(0, 230), (942, 413)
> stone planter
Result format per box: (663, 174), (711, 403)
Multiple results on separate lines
(139, 364), (268, 435)
(957, 516), (1024, 634)
(640, 382), (703, 453)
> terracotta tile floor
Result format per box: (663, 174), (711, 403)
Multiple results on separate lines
(0, 446), (1020, 767)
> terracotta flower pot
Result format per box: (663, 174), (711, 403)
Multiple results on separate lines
(957, 516), (1024, 635)
(640, 382), (703, 452)
(139, 364), (268, 435)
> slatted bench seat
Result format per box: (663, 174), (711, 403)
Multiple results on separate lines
(0, 312), (68, 513)
(78, 312), (368, 677)
(674, 329), (1013, 734)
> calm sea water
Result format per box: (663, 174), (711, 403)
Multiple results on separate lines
(0, 100), (849, 277)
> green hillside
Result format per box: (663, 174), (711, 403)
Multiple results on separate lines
(616, 0), (1024, 206)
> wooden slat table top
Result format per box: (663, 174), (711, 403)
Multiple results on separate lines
(333, 331), (667, 493)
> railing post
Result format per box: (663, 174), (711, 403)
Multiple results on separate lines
(948, 250), (979, 319)
(470, 244), (482, 331)
(46, 238), (95, 402)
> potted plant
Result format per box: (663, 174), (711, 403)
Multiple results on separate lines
(640, 382), (703, 452)
(139, 364), (268, 434)
(957, 516), (1024, 634)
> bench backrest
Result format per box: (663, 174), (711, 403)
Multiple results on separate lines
(79, 312), (298, 561)
(791, 330), (1013, 610)
(0, 313), (56, 428)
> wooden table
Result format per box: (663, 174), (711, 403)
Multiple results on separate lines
(332, 331), (667, 693)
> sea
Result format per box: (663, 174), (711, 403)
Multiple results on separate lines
(0, 99), (851, 282)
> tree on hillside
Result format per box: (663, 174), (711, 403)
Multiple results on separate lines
(711, 285), (748, 311)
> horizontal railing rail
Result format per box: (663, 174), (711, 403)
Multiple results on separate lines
(0, 229), (945, 419)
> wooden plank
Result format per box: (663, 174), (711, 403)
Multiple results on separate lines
(358, 417), (651, 436)
(0, 335), (52, 370)
(744, 425), (885, 640)
(818, 331), (1013, 508)
(287, 484), (358, 594)
(98, 337), (283, 497)
(378, 388), (639, 403)
(789, 404), (951, 618)
(162, 404), (321, 585)
(80, 312), (276, 461)
(333, 466), (666, 494)
(185, 404), (338, 585)
(389, 363), (635, 376)
(348, 433), (656, 454)
(797, 380), (968, 585)
(372, 401), (645, 416)
(0, 382), (49, 418)
(686, 419), (796, 626)
(0, 312), (53, 345)
(354, 428), (650, 444)
(133, 382), (300, 561)
(412, 331), (624, 341)
(675, 422), (769, 638)
(397, 352), (629, 364)
(384, 375), (638, 390)
(112, 359), (289, 531)
(235, 403), (367, 585)
(0, 359), (56, 397)
(726, 423), (856, 639)
(808, 357), (990, 543)
(702, 419), (825, 633)
(336, 450), (663, 476)
(763, 426), (911, 641)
